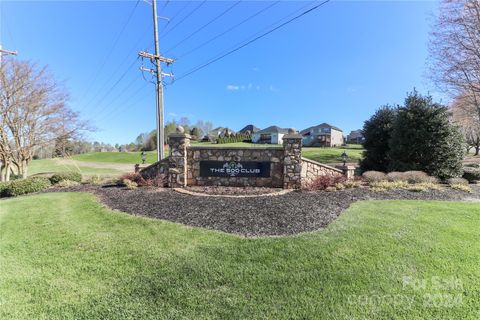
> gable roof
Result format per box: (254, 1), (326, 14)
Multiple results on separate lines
(256, 125), (289, 134)
(239, 124), (260, 133)
(300, 123), (343, 135)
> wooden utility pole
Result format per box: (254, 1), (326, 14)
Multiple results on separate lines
(139, 0), (174, 161)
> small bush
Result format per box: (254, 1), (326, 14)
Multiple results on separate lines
(464, 163), (480, 168)
(88, 174), (102, 185)
(463, 167), (480, 183)
(334, 183), (345, 190)
(50, 171), (82, 184)
(362, 171), (386, 183)
(369, 180), (409, 190)
(55, 180), (80, 188)
(406, 184), (428, 192)
(402, 171), (430, 184)
(325, 186), (337, 192)
(2, 177), (51, 197)
(386, 172), (405, 182)
(447, 178), (469, 186)
(123, 179), (138, 190)
(450, 184), (472, 193)
(343, 180), (362, 188)
(308, 175), (346, 191)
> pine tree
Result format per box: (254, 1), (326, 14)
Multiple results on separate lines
(388, 91), (465, 179)
(360, 106), (397, 172)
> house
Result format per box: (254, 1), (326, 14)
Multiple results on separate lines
(346, 129), (364, 144)
(252, 126), (289, 144)
(300, 123), (343, 147)
(238, 124), (260, 135)
(203, 127), (236, 141)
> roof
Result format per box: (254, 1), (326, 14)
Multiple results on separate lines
(255, 125), (289, 134)
(300, 123), (343, 135)
(239, 124), (260, 133)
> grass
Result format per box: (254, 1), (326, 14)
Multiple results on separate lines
(28, 159), (121, 176)
(1, 193), (479, 319)
(302, 145), (364, 164)
(69, 143), (364, 165)
(71, 152), (158, 164)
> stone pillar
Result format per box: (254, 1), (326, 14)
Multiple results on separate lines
(167, 126), (190, 188)
(283, 129), (303, 189)
(336, 165), (355, 180)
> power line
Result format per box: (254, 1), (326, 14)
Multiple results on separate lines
(81, 0), (140, 101)
(160, 0), (206, 38)
(83, 57), (140, 112)
(159, 0), (191, 33)
(175, 1), (280, 60)
(172, 0), (330, 83)
(164, 0), (242, 54)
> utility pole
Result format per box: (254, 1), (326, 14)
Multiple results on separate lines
(0, 45), (17, 64)
(139, 0), (174, 161)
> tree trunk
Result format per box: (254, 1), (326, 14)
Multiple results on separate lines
(20, 159), (28, 179)
(5, 163), (11, 182)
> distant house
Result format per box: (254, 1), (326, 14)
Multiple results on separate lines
(346, 129), (364, 144)
(238, 124), (260, 135)
(203, 127), (236, 141)
(300, 123), (343, 147)
(252, 126), (289, 144)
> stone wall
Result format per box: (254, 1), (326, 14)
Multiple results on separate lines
(138, 158), (169, 186)
(301, 157), (344, 188)
(140, 127), (350, 189)
(186, 146), (284, 187)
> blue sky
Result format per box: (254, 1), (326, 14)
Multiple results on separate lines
(1, 0), (440, 145)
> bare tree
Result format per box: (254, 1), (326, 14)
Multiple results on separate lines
(0, 58), (88, 180)
(429, 0), (480, 154)
(452, 93), (480, 155)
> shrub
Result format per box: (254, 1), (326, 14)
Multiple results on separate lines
(343, 180), (362, 188)
(88, 175), (102, 185)
(360, 106), (397, 172)
(462, 167), (480, 183)
(325, 186), (337, 192)
(55, 180), (80, 188)
(386, 171), (405, 182)
(308, 175), (346, 191)
(334, 183), (345, 190)
(388, 91), (464, 179)
(2, 177), (51, 197)
(123, 179), (138, 190)
(362, 171), (386, 183)
(402, 171), (430, 184)
(50, 171), (82, 184)
(0, 182), (10, 197)
(450, 184), (472, 193)
(369, 180), (409, 190)
(447, 177), (469, 186)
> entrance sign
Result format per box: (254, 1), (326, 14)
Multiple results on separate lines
(200, 161), (271, 177)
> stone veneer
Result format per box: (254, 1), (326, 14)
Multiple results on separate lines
(140, 127), (349, 189)
(186, 146), (285, 187)
(301, 157), (344, 188)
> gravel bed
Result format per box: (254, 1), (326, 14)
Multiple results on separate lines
(56, 185), (479, 237)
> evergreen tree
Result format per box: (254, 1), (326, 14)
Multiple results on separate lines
(360, 106), (397, 172)
(388, 91), (464, 179)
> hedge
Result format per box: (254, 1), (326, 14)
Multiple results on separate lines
(49, 171), (82, 184)
(463, 167), (480, 183)
(1, 177), (52, 197)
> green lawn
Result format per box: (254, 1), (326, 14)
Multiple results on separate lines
(28, 159), (121, 176)
(1, 193), (479, 319)
(71, 151), (158, 164)
(302, 145), (364, 164)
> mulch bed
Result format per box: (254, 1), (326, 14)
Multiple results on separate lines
(49, 184), (480, 237)
(182, 186), (283, 196)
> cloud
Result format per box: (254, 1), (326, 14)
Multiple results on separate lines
(226, 84), (240, 91)
(252, 67), (260, 72)
(168, 112), (178, 117)
(347, 86), (358, 93)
